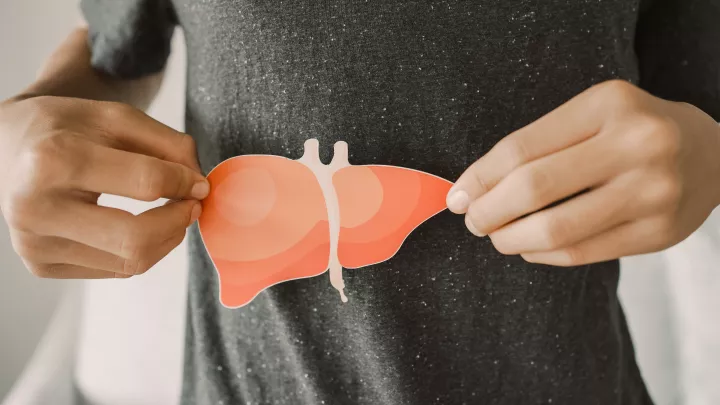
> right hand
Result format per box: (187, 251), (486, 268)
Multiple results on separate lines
(0, 95), (209, 279)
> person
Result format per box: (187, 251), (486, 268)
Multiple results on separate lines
(1, 0), (718, 403)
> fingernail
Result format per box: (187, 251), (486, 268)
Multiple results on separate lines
(190, 203), (202, 224)
(191, 181), (210, 199)
(465, 216), (486, 237)
(446, 189), (470, 212)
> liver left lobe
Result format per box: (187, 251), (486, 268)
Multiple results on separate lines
(334, 165), (452, 269)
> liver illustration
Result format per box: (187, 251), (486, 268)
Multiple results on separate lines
(334, 165), (452, 269)
(199, 139), (452, 308)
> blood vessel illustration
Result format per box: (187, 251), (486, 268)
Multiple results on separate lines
(198, 139), (452, 308)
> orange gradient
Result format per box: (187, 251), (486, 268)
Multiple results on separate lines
(198, 143), (453, 308)
(334, 166), (452, 269)
(199, 155), (330, 307)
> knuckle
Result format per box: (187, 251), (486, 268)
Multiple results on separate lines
(122, 240), (147, 265)
(134, 160), (164, 200)
(542, 215), (572, 250)
(165, 133), (201, 171)
(3, 194), (35, 231)
(653, 216), (680, 246)
(165, 232), (186, 255)
(123, 258), (151, 276)
(497, 137), (531, 169)
(101, 102), (136, 121)
(594, 80), (638, 109)
(470, 169), (492, 196)
(41, 111), (67, 133)
(650, 118), (682, 159)
(561, 247), (585, 267)
(119, 225), (151, 265)
(177, 133), (198, 158)
(627, 115), (682, 160)
(28, 134), (66, 168)
(9, 234), (36, 260)
(622, 125), (655, 152)
(465, 212), (487, 236)
(519, 167), (554, 205)
(23, 134), (81, 185)
(172, 165), (192, 198)
(642, 114), (678, 136)
(598, 79), (636, 96)
(119, 235), (139, 262)
(180, 205), (195, 229)
(109, 254), (128, 273)
(646, 173), (683, 209)
(27, 263), (53, 279)
(23, 97), (65, 132)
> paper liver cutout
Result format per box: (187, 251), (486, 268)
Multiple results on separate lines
(198, 139), (452, 308)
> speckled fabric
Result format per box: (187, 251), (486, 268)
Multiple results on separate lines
(81, 0), (720, 404)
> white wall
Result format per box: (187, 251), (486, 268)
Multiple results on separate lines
(0, 0), (81, 398)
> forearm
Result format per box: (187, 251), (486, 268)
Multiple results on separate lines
(7, 27), (163, 111)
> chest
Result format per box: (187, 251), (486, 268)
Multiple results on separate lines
(173, 0), (641, 59)
(172, 0), (643, 173)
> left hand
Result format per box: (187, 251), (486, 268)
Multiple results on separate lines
(446, 80), (720, 266)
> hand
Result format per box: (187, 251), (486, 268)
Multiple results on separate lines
(447, 80), (720, 266)
(0, 96), (209, 278)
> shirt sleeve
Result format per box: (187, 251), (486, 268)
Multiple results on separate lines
(635, 0), (720, 120)
(80, 0), (178, 79)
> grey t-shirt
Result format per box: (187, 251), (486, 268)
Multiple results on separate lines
(81, 0), (719, 404)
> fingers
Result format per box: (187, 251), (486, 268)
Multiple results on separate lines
(15, 211), (188, 278)
(520, 216), (673, 267)
(70, 140), (209, 201)
(463, 134), (623, 236)
(447, 83), (609, 213)
(2, 95), (206, 281)
(490, 166), (689, 262)
(487, 174), (642, 254)
(128, 227), (187, 274)
(7, 171), (199, 279)
(12, 132), (208, 201)
(12, 230), (124, 273)
(40, 199), (199, 263)
(11, 200), (196, 278)
(88, 102), (203, 173)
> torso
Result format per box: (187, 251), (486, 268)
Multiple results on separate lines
(173, 1), (652, 403)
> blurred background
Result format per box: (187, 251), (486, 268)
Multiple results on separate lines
(0, 1), (718, 405)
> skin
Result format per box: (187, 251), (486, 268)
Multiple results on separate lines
(447, 80), (720, 266)
(0, 27), (209, 279)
